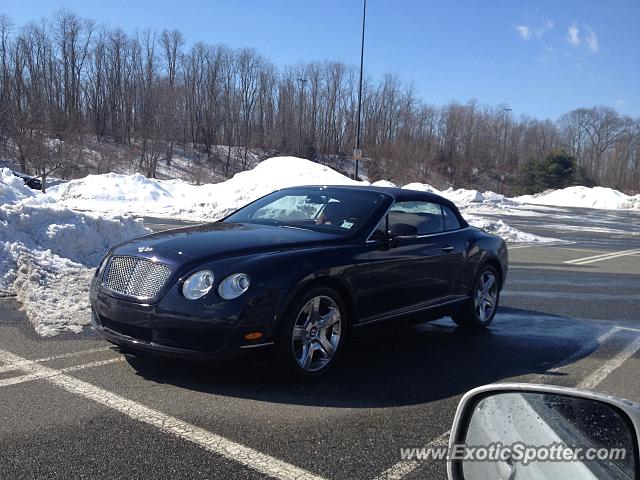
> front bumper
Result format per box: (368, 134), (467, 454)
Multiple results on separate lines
(90, 282), (284, 361)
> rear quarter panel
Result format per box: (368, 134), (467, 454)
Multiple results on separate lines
(462, 227), (508, 292)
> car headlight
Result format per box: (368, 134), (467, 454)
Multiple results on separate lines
(182, 270), (215, 300)
(218, 273), (250, 300)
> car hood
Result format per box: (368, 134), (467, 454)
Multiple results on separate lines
(111, 222), (342, 264)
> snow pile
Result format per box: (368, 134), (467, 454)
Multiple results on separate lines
(180, 156), (361, 220)
(401, 183), (551, 241)
(39, 156), (361, 220)
(46, 164), (640, 214)
(445, 188), (514, 209)
(0, 192), (149, 335)
(33, 156), (556, 244)
(514, 186), (640, 210)
(620, 197), (640, 210)
(37, 156), (531, 222)
(403, 182), (521, 213)
(464, 215), (559, 244)
(10, 246), (95, 336)
(45, 172), (184, 213)
(371, 179), (397, 188)
(1, 204), (148, 271)
(0, 168), (36, 204)
(403, 182), (440, 194)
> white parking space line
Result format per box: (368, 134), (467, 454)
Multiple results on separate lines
(32, 347), (112, 363)
(0, 347), (111, 373)
(554, 247), (612, 254)
(0, 364), (21, 374)
(372, 325), (638, 480)
(531, 326), (621, 382)
(502, 291), (638, 301)
(373, 430), (450, 480)
(506, 278), (633, 288)
(0, 348), (326, 480)
(563, 250), (624, 264)
(577, 335), (640, 390)
(574, 249), (640, 265)
(564, 248), (640, 265)
(616, 326), (640, 333)
(0, 358), (124, 388)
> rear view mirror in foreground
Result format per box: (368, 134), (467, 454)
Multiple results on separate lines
(447, 383), (640, 480)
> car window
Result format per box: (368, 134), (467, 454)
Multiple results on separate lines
(252, 195), (324, 221)
(224, 188), (387, 235)
(442, 205), (462, 231)
(388, 201), (444, 235)
(371, 216), (387, 239)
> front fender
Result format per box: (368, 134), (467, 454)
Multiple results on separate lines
(247, 244), (371, 325)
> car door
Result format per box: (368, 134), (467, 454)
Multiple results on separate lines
(362, 199), (466, 321)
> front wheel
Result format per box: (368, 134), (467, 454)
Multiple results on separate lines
(452, 266), (500, 330)
(276, 286), (347, 379)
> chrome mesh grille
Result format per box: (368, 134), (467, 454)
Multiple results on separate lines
(102, 256), (171, 299)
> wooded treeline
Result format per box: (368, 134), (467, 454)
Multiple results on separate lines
(0, 12), (638, 193)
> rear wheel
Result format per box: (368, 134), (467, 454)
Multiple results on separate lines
(452, 265), (500, 330)
(277, 286), (347, 379)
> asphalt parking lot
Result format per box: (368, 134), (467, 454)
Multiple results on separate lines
(1, 205), (639, 479)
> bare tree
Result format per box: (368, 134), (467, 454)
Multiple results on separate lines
(0, 11), (637, 194)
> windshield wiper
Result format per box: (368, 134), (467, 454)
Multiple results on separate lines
(279, 225), (314, 232)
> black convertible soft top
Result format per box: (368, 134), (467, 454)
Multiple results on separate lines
(296, 184), (470, 229)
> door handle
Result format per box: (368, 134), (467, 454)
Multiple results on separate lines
(441, 245), (454, 253)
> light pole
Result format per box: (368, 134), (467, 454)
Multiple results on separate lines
(297, 77), (307, 157)
(499, 106), (512, 194)
(354, 0), (367, 179)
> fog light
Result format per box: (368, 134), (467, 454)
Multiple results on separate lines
(244, 332), (263, 341)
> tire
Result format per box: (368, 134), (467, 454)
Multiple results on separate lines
(452, 265), (500, 330)
(276, 285), (348, 379)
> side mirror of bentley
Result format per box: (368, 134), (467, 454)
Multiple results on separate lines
(369, 228), (398, 249)
(447, 383), (640, 480)
(388, 222), (418, 237)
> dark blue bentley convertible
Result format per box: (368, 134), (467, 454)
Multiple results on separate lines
(90, 185), (508, 378)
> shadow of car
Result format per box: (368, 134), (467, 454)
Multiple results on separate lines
(120, 307), (602, 408)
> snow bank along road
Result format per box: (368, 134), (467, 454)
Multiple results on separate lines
(0, 205), (639, 480)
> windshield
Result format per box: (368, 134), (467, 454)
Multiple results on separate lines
(223, 187), (388, 235)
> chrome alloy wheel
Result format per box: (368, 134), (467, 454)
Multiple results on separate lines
(474, 271), (498, 323)
(291, 295), (342, 372)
